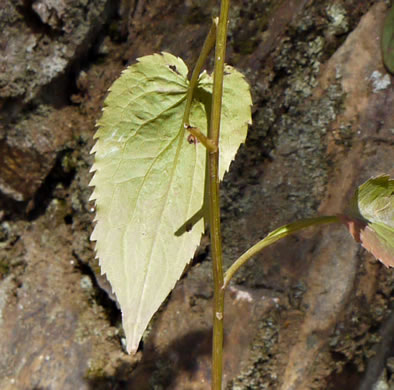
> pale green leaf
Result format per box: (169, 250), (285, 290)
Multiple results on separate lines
(197, 66), (252, 179)
(344, 175), (394, 267)
(347, 175), (394, 228)
(90, 52), (251, 353)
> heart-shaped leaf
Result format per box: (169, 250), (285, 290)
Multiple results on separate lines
(90, 52), (252, 353)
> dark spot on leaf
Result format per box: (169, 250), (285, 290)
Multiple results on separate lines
(169, 65), (181, 75)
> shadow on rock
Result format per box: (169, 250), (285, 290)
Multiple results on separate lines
(87, 329), (212, 389)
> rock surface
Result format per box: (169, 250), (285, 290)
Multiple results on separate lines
(0, 0), (112, 202)
(0, 0), (393, 389)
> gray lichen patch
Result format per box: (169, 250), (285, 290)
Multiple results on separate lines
(272, 83), (344, 215)
(326, 4), (349, 35)
(0, 0), (112, 105)
(227, 314), (281, 389)
(369, 70), (392, 93)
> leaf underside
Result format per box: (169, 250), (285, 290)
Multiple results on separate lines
(90, 52), (252, 353)
(342, 175), (394, 267)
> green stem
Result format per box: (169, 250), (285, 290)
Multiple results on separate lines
(223, 216), (341, 289)
(209, 1), (230, 389)
(183, 18), (218, 127)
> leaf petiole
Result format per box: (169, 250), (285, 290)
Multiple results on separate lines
(182, 18), (218, 128)
(184, 124), (218, 152)
(223, 216), (340, 289)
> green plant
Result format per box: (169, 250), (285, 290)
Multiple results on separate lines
(90, 2), (394, 388)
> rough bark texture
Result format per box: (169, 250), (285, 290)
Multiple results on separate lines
(0, 0), (393, 389)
